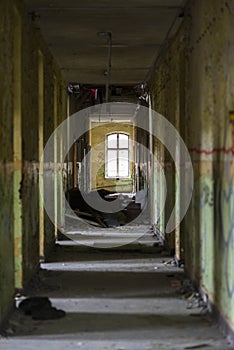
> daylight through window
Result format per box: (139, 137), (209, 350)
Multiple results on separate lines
(106, 133), (129, 178)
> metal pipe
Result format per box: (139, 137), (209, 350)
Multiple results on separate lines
(105, 32), (112, 102)
(97, 31), (112, 102)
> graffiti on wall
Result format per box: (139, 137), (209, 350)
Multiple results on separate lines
(219, 180), (234, 298)
(200, 172), (234, 300)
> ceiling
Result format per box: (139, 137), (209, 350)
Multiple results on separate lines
(28, 0), (185, 85)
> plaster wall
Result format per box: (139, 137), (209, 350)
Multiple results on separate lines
(150, 0), (234, 333)
(0, 0), (67, 325)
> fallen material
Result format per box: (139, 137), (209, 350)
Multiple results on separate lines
(18, 297), (65, 320)
(65, 188), (142, 227)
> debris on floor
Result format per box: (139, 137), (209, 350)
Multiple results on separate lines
(65, 188), (144, 228)
(175, 280), (208, 311)
(0, 326), (15, 337)
(184, 344), (211, 349)
(0, 243), (231, 349)
(18, 296), (66, 320)
(162, 258), (177, 266)
(186, 293), (207, 310)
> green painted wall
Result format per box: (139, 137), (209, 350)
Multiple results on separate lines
(149, 0), (234, 333)
(0, 0), (67, 325)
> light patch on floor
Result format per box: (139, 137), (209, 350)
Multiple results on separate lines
(0, 239), (231, 350)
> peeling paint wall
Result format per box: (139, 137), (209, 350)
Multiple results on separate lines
(149, 0), (234, 335)
(0, 0), (67, 325)
(0, 0), (15, 325)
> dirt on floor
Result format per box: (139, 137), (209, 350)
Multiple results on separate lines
(0, 230), (232, 350)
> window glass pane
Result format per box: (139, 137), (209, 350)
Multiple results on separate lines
(108, 150), (117, 161)
(107, 159), (117, 177)
(107, 134), (117, 148)
(119, 159), (129, 177)
(119, 149), (128, 160)
(118, 134), (128, 148)
(119, 150), (129, 177)
(107, 150), (117, 177)
(106, 133), (130, 178)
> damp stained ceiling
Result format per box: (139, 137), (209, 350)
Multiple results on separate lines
(28, 0), (185, 85)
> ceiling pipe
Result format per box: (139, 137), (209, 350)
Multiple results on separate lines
(97, 31), (112, 102)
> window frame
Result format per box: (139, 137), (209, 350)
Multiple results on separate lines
(105, 132), (130, 179)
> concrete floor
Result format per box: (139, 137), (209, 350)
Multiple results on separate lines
(0, 231), (232, 350)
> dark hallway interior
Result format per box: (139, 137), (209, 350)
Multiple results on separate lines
(0, 0), (234, 349)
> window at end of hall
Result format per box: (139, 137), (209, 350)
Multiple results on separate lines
(105, 132), (130, 178)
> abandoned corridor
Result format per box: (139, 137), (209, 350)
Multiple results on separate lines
(0, 0), (234, 348)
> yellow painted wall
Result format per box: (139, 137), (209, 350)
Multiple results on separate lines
(90, 122), (134, 192)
